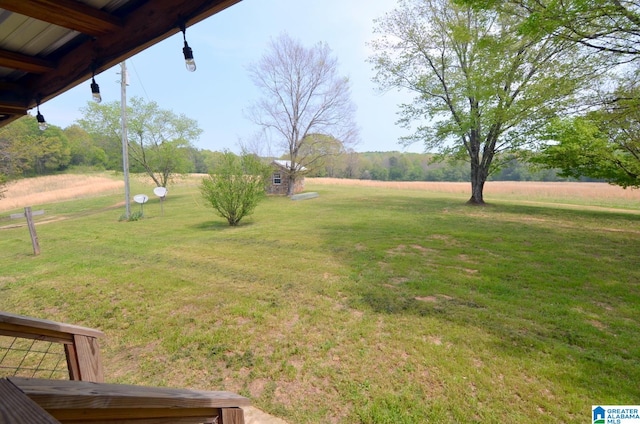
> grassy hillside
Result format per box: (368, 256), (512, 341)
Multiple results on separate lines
(1, 176), (639, 423)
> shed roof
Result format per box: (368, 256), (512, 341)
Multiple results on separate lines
(272, 160), (307, 172)
(0, 0), (241, 128)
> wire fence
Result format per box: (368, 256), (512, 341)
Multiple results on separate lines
(0, 335), (69, 380)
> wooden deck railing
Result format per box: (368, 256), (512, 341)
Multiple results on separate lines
(0, 311), (249, 423)
(0, 311), (104, 382)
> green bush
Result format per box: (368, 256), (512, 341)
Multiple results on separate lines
(200, 151), (272, 226)
(118, 210), (144, 222)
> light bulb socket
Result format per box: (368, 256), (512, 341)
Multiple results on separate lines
(183, 42), (194, 60)
(180, 22), (196, 72)
(34, 95), (48, 130)
(91, 78), (102, 103)
(36, 111), (47, 131)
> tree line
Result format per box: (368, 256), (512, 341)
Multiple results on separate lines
(0, 111), (576, 188)
(308, 151), (573, 182)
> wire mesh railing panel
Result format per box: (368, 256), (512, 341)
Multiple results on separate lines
(0, 335), (69, 380)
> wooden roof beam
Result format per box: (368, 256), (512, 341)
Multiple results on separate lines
(0, 49), (56, 73)
(0, 81), (25, 92)
(0, 102), (28, 115)
(0, 0), (123, 36)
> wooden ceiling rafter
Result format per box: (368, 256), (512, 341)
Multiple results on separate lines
(0, 49), (56, 73)
(0, 102), (28, 115)
(0, 0), (124, 37)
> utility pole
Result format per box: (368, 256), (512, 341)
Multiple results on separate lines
(120, 61), (131, 219)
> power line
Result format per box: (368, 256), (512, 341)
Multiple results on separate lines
(128, 58), (152, 102)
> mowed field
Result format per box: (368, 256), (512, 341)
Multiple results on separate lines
(1, 173), (639, 423)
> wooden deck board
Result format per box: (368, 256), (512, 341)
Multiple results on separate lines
(0, 379), (61, 423)
(8, 377), (249, 423)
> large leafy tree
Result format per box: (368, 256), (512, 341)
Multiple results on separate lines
(295, 133), (345, 176)
(78, 97), (202, 187)
(78, 101), (123, 170)
(458, 0), (640, 60)
(248, 33), (358, 196)
(536, 77), (640, 188)
(0, 116), (71, 177)
(64, 125), (107, 168)
(460, 0), (640, 187)
(370, 0), (597, 204)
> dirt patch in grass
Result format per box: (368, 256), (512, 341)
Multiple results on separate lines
(587, 320), (607, 330)
(415, 296), (438, 302)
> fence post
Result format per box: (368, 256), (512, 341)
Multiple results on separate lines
(24, 207), (40, 256)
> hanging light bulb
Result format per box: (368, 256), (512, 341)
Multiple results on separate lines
(91, 77), (102, 103)
(183, 41), (196, 72)
(36, 103), (47, 131)
(181, 24), (196, 72)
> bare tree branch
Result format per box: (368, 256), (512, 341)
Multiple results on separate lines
(248, 33), (359, 195)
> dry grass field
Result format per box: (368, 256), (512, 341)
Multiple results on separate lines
(311, 177), (639, 199)
(0, 174), (123, 213)
(2, 174), (639, 214)
(311, 177), (640, 210)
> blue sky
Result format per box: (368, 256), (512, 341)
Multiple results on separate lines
(43, 0), (423, 154)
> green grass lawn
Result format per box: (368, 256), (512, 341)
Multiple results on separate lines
(1, 178), (639, 423)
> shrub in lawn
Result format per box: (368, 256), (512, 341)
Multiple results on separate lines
(118, 210), (144, 221)
(200, 151), (272, 226)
